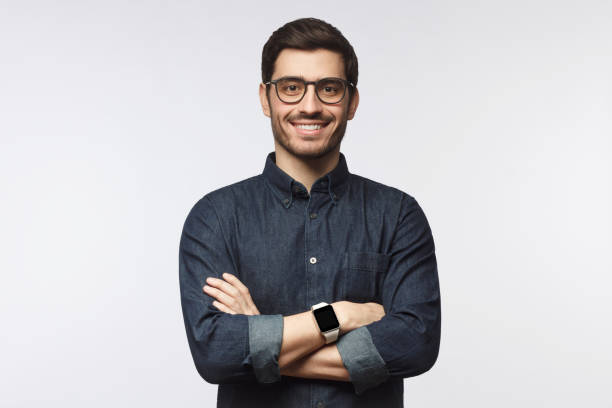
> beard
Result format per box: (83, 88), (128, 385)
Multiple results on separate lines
(269, 107), (348, 161)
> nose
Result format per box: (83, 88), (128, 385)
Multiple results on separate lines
(298, 84), (323, 115)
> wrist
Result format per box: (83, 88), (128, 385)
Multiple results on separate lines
(331, 301), (352, 335)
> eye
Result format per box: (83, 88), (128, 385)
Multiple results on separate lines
(278, 79), (304, 95)
(318, 79), (343, 96)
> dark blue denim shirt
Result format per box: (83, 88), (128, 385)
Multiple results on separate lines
(179, 151), (441, 408)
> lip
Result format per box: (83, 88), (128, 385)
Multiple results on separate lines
(290, 121), (330, 136)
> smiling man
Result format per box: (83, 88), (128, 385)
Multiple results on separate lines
(179, 17), (441, 408)
(261, 47), (356, 162)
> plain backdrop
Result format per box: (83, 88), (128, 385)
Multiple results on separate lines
(1, 1), (611, 407)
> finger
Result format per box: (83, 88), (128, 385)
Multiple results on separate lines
(207, 276), (251, 312)
(211, 300), (236, 315)
(222, 273), (259, 314)
(203, 285), (240, 310)
(222, 273), (251, 295)
(206, 276), (241, 298)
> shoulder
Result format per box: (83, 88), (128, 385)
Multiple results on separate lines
(348, 173), (417, 207)
(348, 172), (428, 229)
(203, 175), (262, 209)
(183, 175), (263, 223)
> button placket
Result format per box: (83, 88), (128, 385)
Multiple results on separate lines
(305, 189), (325, 307)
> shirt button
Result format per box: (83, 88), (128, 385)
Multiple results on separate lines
(309, 257), (317, 264)
(310, 212), (317, 219)
(316, 402), (325, 408)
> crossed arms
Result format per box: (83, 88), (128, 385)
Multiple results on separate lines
(203, 273), (386, 382)
(179, 194), (441, 395)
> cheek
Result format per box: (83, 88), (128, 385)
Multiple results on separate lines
(270, 104), (290, 120)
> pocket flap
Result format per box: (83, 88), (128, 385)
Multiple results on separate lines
(348, 251), (391, 272)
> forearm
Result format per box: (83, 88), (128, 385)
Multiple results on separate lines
(278, 300), (358, 369)
(278, 310), (326, 369)
(280, 343), (350, 381)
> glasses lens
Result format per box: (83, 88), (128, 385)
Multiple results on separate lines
(316, 79), (346, 103)
(276, 78), (305, 102)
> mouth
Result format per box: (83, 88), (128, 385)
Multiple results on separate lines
(290, 121), (331, 136)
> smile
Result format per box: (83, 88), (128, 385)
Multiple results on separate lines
(296, 124), (322, 130)
(290, 121), (330, 136)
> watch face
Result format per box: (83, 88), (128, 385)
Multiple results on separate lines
(313, 305), (339, 332)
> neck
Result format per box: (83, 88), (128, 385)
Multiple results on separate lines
(273, 144), (340, 194)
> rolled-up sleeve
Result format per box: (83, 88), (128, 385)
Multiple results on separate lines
(337, 193), (441, 394)
(248, 314), (284, 383)
(179, 195), (284, 384)
(336, 326), (389, 395)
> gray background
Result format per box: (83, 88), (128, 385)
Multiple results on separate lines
(1, 1), (611, 406)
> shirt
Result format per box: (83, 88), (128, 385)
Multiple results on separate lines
(179, 151), (441, 408)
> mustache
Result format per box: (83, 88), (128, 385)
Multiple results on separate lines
(287, 113), (333, 123)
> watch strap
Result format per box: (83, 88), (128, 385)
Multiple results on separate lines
(322, 327), (340, 343)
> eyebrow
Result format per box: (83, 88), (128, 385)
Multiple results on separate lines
(276, 75), (346, 81)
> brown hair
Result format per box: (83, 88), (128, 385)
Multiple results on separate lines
(261, 18), (358, 97)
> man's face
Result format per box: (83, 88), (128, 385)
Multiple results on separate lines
(259, 48), (359, 160)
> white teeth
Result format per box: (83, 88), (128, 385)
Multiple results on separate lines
(295, 124), (322, 130)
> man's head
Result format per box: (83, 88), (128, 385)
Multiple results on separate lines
(259, 18), (359, 160)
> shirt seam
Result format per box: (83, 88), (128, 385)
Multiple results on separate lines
(388, 192), (406, 252)
(203, 195), (240, 276)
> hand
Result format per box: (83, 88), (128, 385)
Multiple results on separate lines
(203, 273), (260, 315)
(332, 301), (385, 335)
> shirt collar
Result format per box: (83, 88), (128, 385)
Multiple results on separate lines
(262, 151), (350, 208)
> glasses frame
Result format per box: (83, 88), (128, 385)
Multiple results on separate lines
(264, 76), (355, 105)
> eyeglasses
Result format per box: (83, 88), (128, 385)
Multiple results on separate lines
(265, 76), (354, 104)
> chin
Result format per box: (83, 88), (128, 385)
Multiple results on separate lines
(289, 142), (339, 160)
(272, 122), (343, 160)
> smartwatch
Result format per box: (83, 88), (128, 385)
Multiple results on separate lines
(311, 302), (340, 344)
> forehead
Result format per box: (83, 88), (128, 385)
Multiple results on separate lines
(273, 48), (345, 80)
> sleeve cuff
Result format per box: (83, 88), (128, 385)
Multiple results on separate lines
(336, 326), (390, 395)
(247, 314), (284, 383)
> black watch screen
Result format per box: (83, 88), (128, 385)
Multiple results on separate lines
(313, 305), (339, 332)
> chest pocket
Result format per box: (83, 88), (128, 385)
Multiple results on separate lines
(343, 251), (391, 303)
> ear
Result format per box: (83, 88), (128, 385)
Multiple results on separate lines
(259, 83), (271, 118)
(347, 87), (359, 120)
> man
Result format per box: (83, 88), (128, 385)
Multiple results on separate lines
(179, 17), (441, 408)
